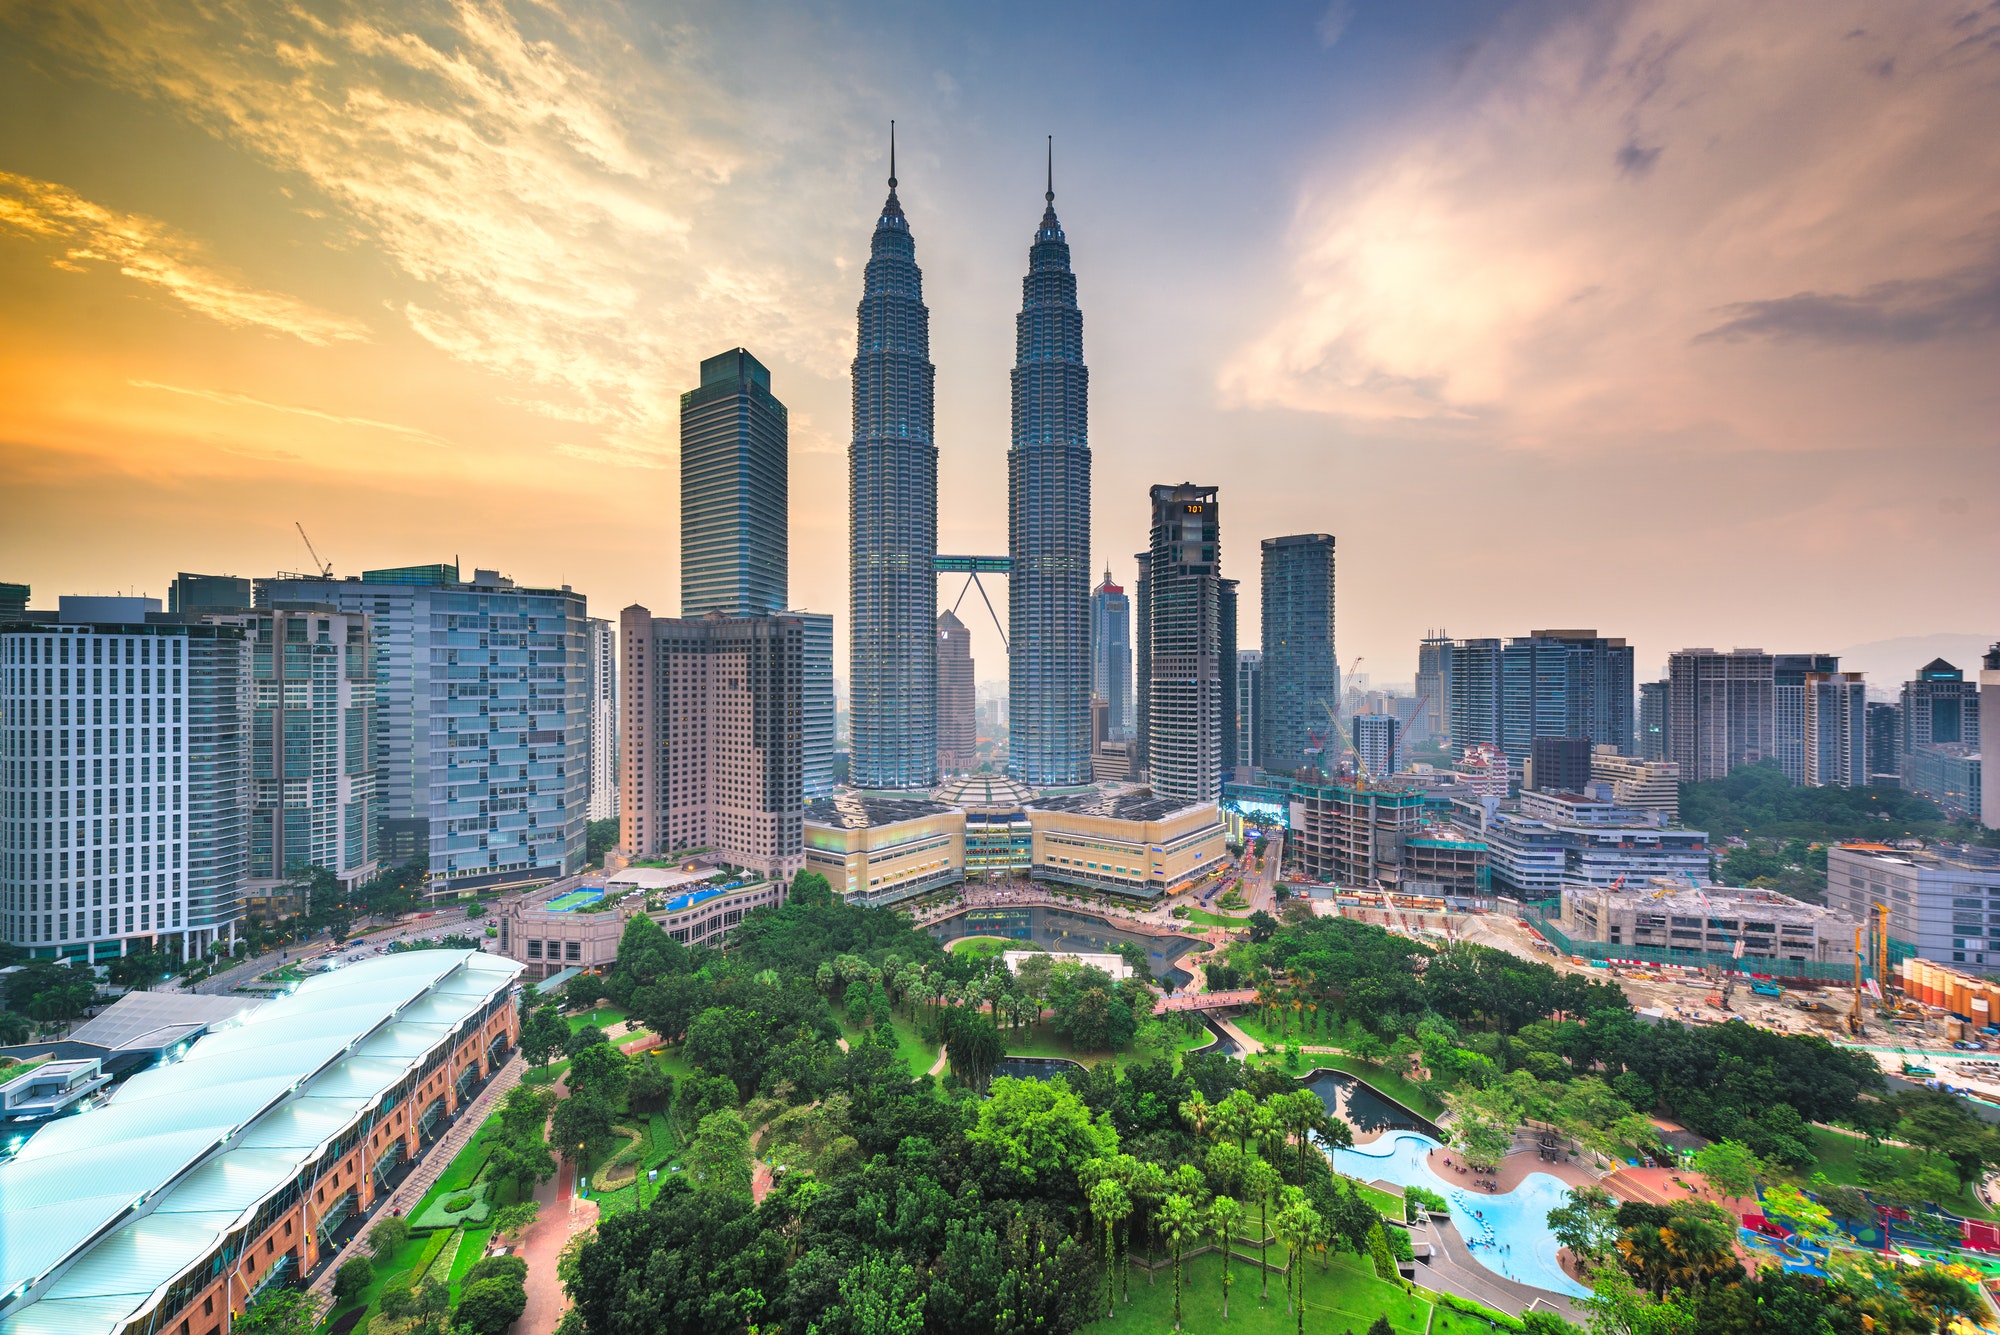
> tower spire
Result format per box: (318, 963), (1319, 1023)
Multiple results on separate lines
(1046, 134), (1053, 203)
(889, 120), (897, 190)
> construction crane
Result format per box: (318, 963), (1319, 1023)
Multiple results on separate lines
(295, 522), (333, 578)
(1847, 924), (1866, 1036)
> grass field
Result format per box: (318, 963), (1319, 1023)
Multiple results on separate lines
(949, 935), (1015, 958)
(522, 1056), (571, 1086)
(1179, 907), (1250, 928)
(1774, 1125), (1999, 1221)
(1081, 1248), (1435, 1334)
(566, 1005), (630, 1034)
(840, 1011), (942, 1077)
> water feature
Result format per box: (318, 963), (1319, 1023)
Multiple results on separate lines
(990, 1056), (1085, 1083)
(1305, 1070), (1440, 1140)
(1330, 1131), (1591, 1299)
(928, 905), (1204, 987)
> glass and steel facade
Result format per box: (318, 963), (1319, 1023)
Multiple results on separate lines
(680, 347), (789, 618)
(1091, 571), (1133, 741)
(1142, 484), (1226, 803)
(1008, 182), (1092, 784)
(1257, 534), (1336, 776)
(848, 168), (938, 789)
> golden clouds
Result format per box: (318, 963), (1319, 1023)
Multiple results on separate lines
(0, 171), (370, 345)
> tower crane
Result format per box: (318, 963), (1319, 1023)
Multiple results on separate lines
(295, 522), (333, 578)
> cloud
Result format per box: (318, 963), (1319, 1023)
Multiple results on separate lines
(22, 0), (875, 450)
(1221, 0), (2000, 454)
(0, 171), (370, 345)
(129, 380), (454, 448)
(1315, 2), (1354, 50)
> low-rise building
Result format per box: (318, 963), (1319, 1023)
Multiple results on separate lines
(498, 871), (786, 976)
(1483, 794), (1708, 897)
(0, 1058), (111, 1128)
(1589, 748), (1680, 819)
(1827, 842), (2000, 973)
(1559, 883), (1859, 970)
(803, 795), (965, 908)
(1026, 791), (1227, 900)
(1403, 825), (1491, 905)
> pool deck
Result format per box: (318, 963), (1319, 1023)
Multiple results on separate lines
(1426, 1144), (1602, 1194)
(1412, 1214), (1583, 1323)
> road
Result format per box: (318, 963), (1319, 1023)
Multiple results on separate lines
(181, 895), (519, 995)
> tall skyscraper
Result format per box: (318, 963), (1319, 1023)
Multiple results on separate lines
(620, 605), (803, 877)
(681, 348), (788, 618)
(233, 604), (379, 895)
(1142, 484), (1228, 803)
(1773, 653), (1840, 784)
(1804, 670), (1867, 788)
(1131, 549), (1151, 773)
(1219, 578), (1240, 778)
(264, 566), (589, 892)
(1090, 568), (1133, 741)
(1235, 649), (1263, 771)
(1901, 658), (1981, 780)
(849, 130), (937, 790)
(1866, 700), (1903, 787)
(1008, 145), (1092, 785)
(587, 617), (618, 821)
(1257, 534), (1337, 776)
(937, 610), (977, 774)
(1415, 633), (1453, 745)
(798, 611), (835, 799)
(4, 607), (248, 960)
(1667, 648), (1775, 782)
(1638, 680), (1669, 761)
(1981, 645), (2000, 829)
(1449, 638), (1504, 753)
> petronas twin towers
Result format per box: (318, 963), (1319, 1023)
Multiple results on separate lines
(848, 130), (1092, 791)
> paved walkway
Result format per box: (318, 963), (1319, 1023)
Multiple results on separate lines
(519, 1152), (597, 1334)
(1427, 1144), (1601, 1195)
(1155, 987), (1258, 1015)
(1411, 1214), (1580, 1322)
(308, 1053), (524, 1300)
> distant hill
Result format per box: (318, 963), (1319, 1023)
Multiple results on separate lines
(1834, 632), (1996, 693)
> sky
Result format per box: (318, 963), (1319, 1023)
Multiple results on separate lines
(1, 0), (1996, 689)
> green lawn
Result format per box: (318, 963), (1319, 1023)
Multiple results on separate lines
(1082, 1248), (1432, 1334)
(444, 1226), (494, 1304)
(1776, 1126), (1999, 1221)
(581, 1108), (686, 1219)
(566, 1005), (630, 1034)
(1178, 907), (1250, 928)
(840, 1011), (942, 1076)
(522, 1057), (572, 1086)
(949, 935), (1018, 958)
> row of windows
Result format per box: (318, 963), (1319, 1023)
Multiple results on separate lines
(6, 635), (186, 666)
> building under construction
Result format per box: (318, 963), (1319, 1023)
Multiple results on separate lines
(1557, 883), (1861, 971)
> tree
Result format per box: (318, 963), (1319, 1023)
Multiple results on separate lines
(498, 1084), (556, 1142)
(1901, 1265), (1979, 1335)
(824, 1251), (928, 1335)
(1242, 1156), (1283, 1301)
(551, 1089), (614, 1160)
(367, 1214), (410, 1263)
(946, 1009), (1003, 1093)
(455, 1275), (529, 1335)
(1690, 1139), (1761, 1201)
(967, 1076), (1118, 1189)
(0, 1010), (28, 1044)
(567, 1040), (633, 1104)
(1213, 1088), (1260, 1152)
(232, 1289), (328, 1335)
(491, 1201), (540, 1241)
(1210, 1195), (1246, 1319)
(627, 1058), (674, 1113)
(1161, 1193), (1200, 1332)
(684, 1108), (753, 1198)
(521, 1004), (568, 1068)
(1088, 1175), (1133, 1319)
(332, 1257), (373, 1306)
(488, 1134), (557, 1200)
(1276, 1198), (1328, 1335)
(1549, 1185), (1621, 1267)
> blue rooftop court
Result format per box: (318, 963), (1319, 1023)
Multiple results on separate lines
(544, 888), (605, 913)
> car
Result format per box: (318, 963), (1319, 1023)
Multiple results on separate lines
(1954, 1040), (1985, 1050)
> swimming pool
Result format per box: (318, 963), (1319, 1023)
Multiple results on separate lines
(660, 887), (726, 913)
(1329, 1131), (1591, 1298)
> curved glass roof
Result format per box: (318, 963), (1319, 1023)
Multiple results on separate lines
(0, 950), (520, 1335)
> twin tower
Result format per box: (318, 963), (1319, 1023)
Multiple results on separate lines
(849, 132), (1091, 791)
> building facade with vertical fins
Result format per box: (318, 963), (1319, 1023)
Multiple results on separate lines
(681, 348), (788, 618)
(1007, 165), (1092, 785)
(1090, 569), (1132, 742)
(936, 610), (976, 774)
(848, 150), (938, 790)
(587, 617), (618, 821)
(1142, 485), (1226, 804)
(1257, 534), (1337, 777)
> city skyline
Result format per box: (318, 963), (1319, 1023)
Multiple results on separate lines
(2, 2), (1994, 689)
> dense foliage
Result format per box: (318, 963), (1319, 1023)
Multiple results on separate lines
(1681, 761), (1945, 839)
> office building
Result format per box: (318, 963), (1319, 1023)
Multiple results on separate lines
(1090, 695), (1136, 782)
(261, 565), (589, 893)
(0, 951), (519, 1335)
(1027, 789), (1228, 900)
(1498, 631), (1634, 762)
(1558, 884), (1857, 969)
(848, 142), (938, 791)
(798, 611), (835, 799)
(1132, 549), (1150, 772)
(230, 604), (379, 899)
(1589, 749), (1680, 819)
(619, 605), (804, 878)
(1772, 653), (1840, 785)
(1667, 648), (1775, 781)
(1415, 633), (1453, 745)
(1219, 578), (1240, 777)
(937, 610), (977, 774)
(1828, 841), (2000, 973)
(1449, 638), (1503, 753)
(167, 572), (251, 616)
(681, 347), (788, 618)
(1236, 649), (1262, 772)
(1984, 645), (2000, 829)
(1868, 701), (1904, 788)
(587, 617), (618, 820)
(4, 605), (248, 961)
(1290, 779), (1425, 887)
(1804, 670), (1867, 788)
(1141, 485), (1228, 803)
(1527, 736), (1592, 794)
(1485, 795), (1708, 898)
(1908, 745), (1981, 822)
(1902, 659), (1980, 783)
(1091, 569), (1134, 741)
(1353, 713), (1400, 779)
(1007, 160), (1093, 785)
(1638, 680), (1668, 762)
(1258, 534), (1337, 776)
(0, 582), (28, 624)
(805, 793), (966, 907)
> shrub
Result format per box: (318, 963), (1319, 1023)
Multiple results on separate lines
(332, 1258), (373, 1307)
(461, 1254), (529, 1290)
(444, 1193), (476, 1213)
(456, 1276), (529, 1335)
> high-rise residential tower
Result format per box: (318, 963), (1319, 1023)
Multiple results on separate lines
(1257, 534), (1337, 777)
(797, 611), (835, 799)
(1866, 700), (1902, 787)
(937, 610), (977, 774)
(1498, 631), (1634, 762)
(1090, 568), (1133, 741)
(1667, 648), (1775, 781)
(1773, 653), (1840, 785)
(849, 129), (938, 790)
(1353, 713), (1399, 779)
(1132, 550), (1151, 773)
(1449, 638), (1503, 753)
(1982, 645), (2000, 829)
(1008, 144), (1092, 786)
(587, 617), (618, 821)
(1638, 680), (1669, 761)
(1415, 634), (1453, 745)
(1804, 670), (1867, 788)
(1142, 484), (1228, 803)
(681, 348), (788, 618)
(1235, 650), (1262, 771)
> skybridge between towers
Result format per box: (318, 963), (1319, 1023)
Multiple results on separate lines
(935, 554), (1011, 652)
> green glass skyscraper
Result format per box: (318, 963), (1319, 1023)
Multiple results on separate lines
(681, 347), (787, 616)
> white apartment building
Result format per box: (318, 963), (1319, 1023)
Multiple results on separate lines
(587, 617), (618, 821)
(1588, 748), (1679, 819)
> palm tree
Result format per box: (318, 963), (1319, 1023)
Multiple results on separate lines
(1161, 1194), (1200, 1332)
(1107, 1153), (1142, 1303)
(1209, 1195), (1246, 1319)
(1274, 1200), (1308, 1317)
(1131, 1160), (1169, 1287)
(1902, 1265), (1979, 1335)
(1275, 1198), (1327, 1335)
(1214, 1088), (1259, 1152)
(1088, 1177), (1133, 1319)
(1180, 1092), (1211, 1139)
(1242, 1156), (1282, 1302)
